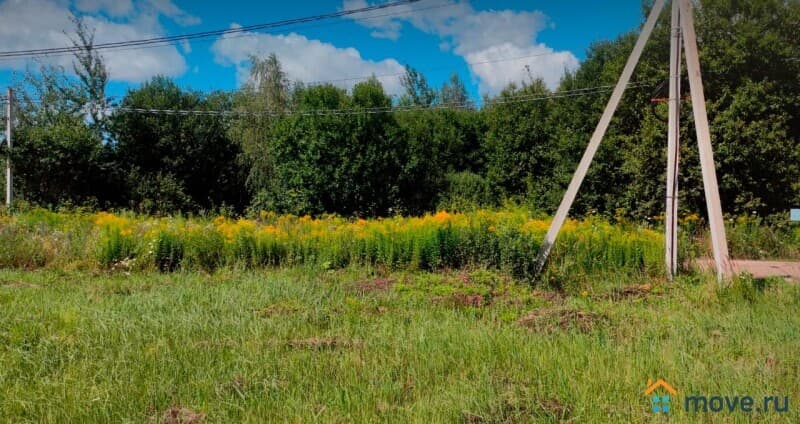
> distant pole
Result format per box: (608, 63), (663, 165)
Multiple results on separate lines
(665, 0), (682, 279)
(5, 87), (11, 208)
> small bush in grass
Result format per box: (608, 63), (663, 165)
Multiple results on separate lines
(152, 230), (184, 272)
(183, 228), (225, 272)
(0, 225), (51, 268)
(97, 227), (137, 268)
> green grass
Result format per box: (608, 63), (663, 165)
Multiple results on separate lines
(1, 267), (799, 422)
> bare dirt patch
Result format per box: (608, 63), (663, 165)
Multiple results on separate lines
(518, 307), (605, 333)
(160, 406), (205, 424)
(605, 284), (653, 301)
(461, 395), (573, 422)
(531, 289), (565, 303)
(253, 304), (300, 317)
(533, 396), (573, 418)
(0, 279), (40, 288)
(696, 259), (800, 282)
(350, 277), (395, 294)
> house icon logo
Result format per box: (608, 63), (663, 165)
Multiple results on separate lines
(645, 379), (678, 414)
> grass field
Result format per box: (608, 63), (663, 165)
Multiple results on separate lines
(1, 266), (799, 422)
(0, 209), (798, 422)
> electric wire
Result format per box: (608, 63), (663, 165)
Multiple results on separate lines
(0, 0), (423, 59)
(103, 81), (656, 118)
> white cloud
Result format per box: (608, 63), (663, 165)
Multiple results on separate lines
(341, 0), (579, 93)
(211, 27), (406, 96)
(0, 0), (191, 83)
(464, 43), (579, 93)
(143, 0), (201, 26)
(75, 0), (134, 17)
(73, 0), (199, 26)
(180, 38), (192, 54)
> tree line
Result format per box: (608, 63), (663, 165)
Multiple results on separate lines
(5, 0), (800, 219)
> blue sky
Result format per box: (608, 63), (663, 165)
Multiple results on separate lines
(0, 0), (644, 103)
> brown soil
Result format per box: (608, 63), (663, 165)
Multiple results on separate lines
(351, 277), (395, 294)
(606, 284), (653, 301)
(160, 407), (205, 424)
(518, 307), (605, 333)
(253, 304), (299, 317)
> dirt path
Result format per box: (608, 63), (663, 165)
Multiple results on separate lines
(695, 259), (800, 282)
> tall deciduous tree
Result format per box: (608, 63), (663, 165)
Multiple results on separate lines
(398, 65), (437, 107)
(230, 53), (291, 202)
(66, 16), (109, 133)
(110, 77), (243, 213)
(439, 73), (469, 106)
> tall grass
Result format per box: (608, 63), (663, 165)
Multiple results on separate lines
(0, 209), (667, 281)
(1, 267), (799, 422)
(681, 214), (800, 261)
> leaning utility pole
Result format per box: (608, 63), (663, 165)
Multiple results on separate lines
(4, 87), (11, 208)
(534, 0), (732, 282)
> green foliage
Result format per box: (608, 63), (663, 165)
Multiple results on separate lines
(0, 225), (51, 269)
(11, 66), (112, 207)
(395, 108), (485, 214)
(182, 229), (225, 272)
(398, 65), (437, 107)
(438, 171), (495, 212)
(96, 227), (136, 268)
(110, 77), (244, 213)
(7, 1), (800, 220)
(244, 79), (406, 216)
(0, 209), (673, 283)
(151, 230), (185, 272)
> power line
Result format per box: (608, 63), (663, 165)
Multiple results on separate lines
(8, 45), (611, 103)
(0, 0), (423, 59)
(0, 0), (576, 94)
(106, 81), (655, 118)
(0, 1), (456, 64)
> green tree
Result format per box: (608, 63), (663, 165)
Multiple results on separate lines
(66, 16), (110, 133)
(396, 107), (485, 213)
(110, 77), (244, 214)
(230, 53), (291, 201)
(439, 73), (469, 105)
(398, 65), (437, 107)
(482, 79), (559, 209)
(253, 79), (403, 216)
(10, 67), (108, 206)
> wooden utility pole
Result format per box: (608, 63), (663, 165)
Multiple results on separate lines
(4, 87), (11, 208)
(678, 0), (731, 279)
(535, 0), (732, 282)
(665, 0), (681, 279)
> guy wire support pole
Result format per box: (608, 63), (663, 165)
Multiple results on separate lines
(532, 0), (667, 278)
